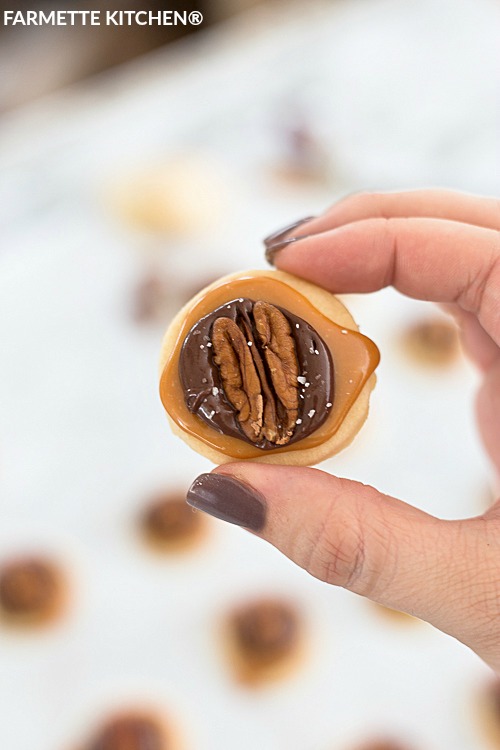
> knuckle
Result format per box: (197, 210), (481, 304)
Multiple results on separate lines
(459, 235), (500, 321)
(304, 490), (382, 594)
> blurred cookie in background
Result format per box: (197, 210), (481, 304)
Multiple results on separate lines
(131, 268), (230, 325)
(477, 677), (500, 749)
(476, 480), (499, 514)
(350, 740), (416, 750)
(178, 271), (230, 308)
(370, 603), (420, 627)
(82, 709), (175, 750)
(131, 270), (173, 325)
(267, 104), (336, 189)
(139, 490), (207, 554)
(0, 555), (66, 627)
(398, 316), (461, 368)
(108, 155), (225, 237)
(222, 596), (304, 686)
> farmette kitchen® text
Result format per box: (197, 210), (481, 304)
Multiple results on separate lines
(3, 10), (203, 26)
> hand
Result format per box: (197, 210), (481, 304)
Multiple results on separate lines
(187, 190), (500, 672)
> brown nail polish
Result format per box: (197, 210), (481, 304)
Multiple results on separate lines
(265, 234), (312, 265)
(263, 216), (315, 248)
(186, 473), (266, 531)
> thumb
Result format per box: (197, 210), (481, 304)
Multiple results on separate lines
(187, 464), (500, 669)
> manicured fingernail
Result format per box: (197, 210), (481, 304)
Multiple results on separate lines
(265, 234), (312, 265)
(186, 473), (266, 531)
(263, 216), (315, 248)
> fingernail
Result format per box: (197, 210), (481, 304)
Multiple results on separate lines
(263, 216), (315, 248)
(186, 473), (266, 531)
(265, 234), (312, 265)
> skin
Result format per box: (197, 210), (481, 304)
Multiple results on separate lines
(214, 190), (500, 672)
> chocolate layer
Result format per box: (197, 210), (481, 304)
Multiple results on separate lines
(179, 298), (334, 450)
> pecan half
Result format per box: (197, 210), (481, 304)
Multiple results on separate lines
(211, 301), (299, 445)
(212, 317), (264, 442)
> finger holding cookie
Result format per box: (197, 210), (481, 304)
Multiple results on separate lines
(159, 189), (500, 673)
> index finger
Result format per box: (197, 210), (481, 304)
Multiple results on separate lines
(273, 217), (500, 346)
(307, 189), (500, 234)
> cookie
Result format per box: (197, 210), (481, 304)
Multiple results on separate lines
(371, 602), (419, 626)
(109, 156), (223, 235)
(477, 677), (500, 748)
(400, 317), (460, 367)
(352, 741), (414, 750)
(0, 555), (65, 627)
(222, 597), (304, 685)
(139, 490), (206, 553)
(159, 270), (379, 466)
(83, 710), (173, 750)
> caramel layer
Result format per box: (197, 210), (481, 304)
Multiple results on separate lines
(160, 276), (380, 459)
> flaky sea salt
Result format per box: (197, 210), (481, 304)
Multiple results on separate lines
(326, 402), (332, 408)
(296, 418), (302, 425)
(212, 387), (219, 396)
(308, 409), (316, 418)
(297, 376), (306, 385)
